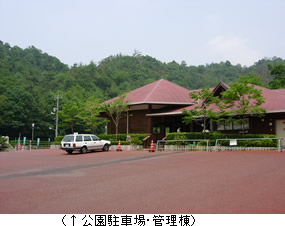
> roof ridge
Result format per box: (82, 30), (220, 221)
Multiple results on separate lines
(143, 79), (163, 102)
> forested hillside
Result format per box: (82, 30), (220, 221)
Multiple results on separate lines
(0, 41), (284, 139)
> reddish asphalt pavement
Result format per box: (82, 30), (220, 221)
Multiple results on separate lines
(0, 149), (285, 213)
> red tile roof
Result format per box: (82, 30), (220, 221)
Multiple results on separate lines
(258, 86), (285, 112)
(147, 85), (285, 116)
(103, 79), (285, 115)
(104, 79), (193, 105)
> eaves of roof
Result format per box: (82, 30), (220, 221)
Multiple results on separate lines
(146, 109), (285, 117)
(129, 101), (193, 106)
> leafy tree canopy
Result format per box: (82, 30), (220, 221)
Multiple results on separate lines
(103, 95), (129, 140)
(220, 76), (266, 134)
(182, 88), (219, 134)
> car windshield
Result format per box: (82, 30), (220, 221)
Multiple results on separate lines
(62, 136), (74, 142)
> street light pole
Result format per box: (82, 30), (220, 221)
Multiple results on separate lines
(32, 123), (35, 141)
(55, 94), (59, 138)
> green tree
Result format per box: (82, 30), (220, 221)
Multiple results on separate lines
(103, 95), (129, 140)
(182, 88), (219, 136)
(2, 87), (41, 138)
(237, 73), (267, 87)
(220, 77), (266, 134)
(80, 97), (106, 134)
(268, 63), (285, 88)
(58, 99), (82, 134)
(0, 95), (8, 128)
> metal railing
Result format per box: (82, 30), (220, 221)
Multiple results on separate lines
(214, 138), (283, 152)
(156, 139), (210, 152)
(10, 141), (51, 151)
(156, 138), (283, 152)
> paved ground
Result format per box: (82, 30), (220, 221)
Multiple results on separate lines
(0, 149), (285, 214)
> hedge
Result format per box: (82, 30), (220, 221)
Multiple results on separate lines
(52, 133), (149, 145)
(97, 133), (149, 145)
(51, 136), (64, 145)
(165, 132), (278, 147)
(217, 139), (277, 147)
(166, 132), (277, 140)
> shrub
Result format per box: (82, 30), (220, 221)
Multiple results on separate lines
(98, 134), (127, 141)
(110, 140), (130, 145)
(0, 136), (8, 151)
(197, 141), (208, 146)
(130, 137), (142, 145)
(97, 133), (148, 145)
(52, 136), (64, 145)
(173, 133), (187, 145)
(55, 136), (64, 143)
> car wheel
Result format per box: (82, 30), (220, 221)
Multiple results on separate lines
(102, 144), (109, 152)
(67, 150), (73, 154)
(81, 146), (87, 154)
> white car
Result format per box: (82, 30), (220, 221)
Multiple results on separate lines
(60, 133), (111, 154)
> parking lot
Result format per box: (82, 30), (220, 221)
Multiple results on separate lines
(0, 149), (285, 213)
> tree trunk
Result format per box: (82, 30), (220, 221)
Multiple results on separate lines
(203, 117), (207, 139)
(115, 123), (118, 140)
(242, 115), (245, 136)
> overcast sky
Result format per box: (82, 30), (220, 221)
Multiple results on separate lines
(0, 0), (284, 66)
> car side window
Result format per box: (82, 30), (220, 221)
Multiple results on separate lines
(76, 136), (83, 142)
(91, 136), (99, 141)
(84, 136), (91, 141)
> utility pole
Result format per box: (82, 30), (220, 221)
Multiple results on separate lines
(51, 93), (62, 138)
(55, 94), (60, 138)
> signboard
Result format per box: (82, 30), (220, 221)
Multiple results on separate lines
(230, 139), (237, 146)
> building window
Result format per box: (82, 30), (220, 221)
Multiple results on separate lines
(225, 121), (232, 130)
(217, 121), (224, 131)
(233, 120), (242, 130)
(217, 119), (249, 131)
(153, 127), (161, 134)
(241, 118), (249, 130)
